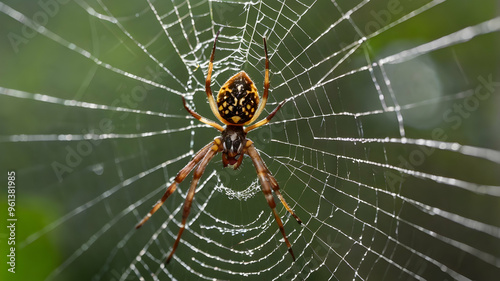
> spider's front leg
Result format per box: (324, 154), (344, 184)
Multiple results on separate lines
(246, 140), (300, 261)
(165, 137), (223, 264)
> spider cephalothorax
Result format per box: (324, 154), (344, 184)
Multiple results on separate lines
(136, 31), (301, 264)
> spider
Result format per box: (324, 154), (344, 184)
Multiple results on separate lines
(136, 31), (302, 264)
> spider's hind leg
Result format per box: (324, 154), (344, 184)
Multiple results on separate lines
(246, 142), (298, 261)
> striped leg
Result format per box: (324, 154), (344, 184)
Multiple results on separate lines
(165, 139), (221, 264)
(135, 141), (215, 229)
(245, 37), (271, 126)
(244, 100), (285, 133)
(246, 142), (297, 261)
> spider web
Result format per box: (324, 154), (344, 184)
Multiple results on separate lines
(1, 0), (499, 280)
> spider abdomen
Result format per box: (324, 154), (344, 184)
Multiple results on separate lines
(217, 71), (259, 125)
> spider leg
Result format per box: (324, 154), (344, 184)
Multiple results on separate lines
(245, 37), (270, 125)
(182, 97), (224, 132)
(260, 158), (302, 225)
(135, 141), (214, 229)
(204, 30), (229, 125)
(240, 139), (300, 224)
(244, 100), (285, 133)
(165, 138), (222, 264)
(246, 141), (296, 261)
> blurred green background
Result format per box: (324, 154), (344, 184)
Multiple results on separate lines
(1, 0), (499, 280)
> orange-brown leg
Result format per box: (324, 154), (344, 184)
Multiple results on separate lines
(244, 100), (285, 133)
(246, 142), (297, 261)
(261, 160), (302, 225)
(165, 139), (222, 264)
(135, 141), (214, 229)
(246, 37), (271, 125)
